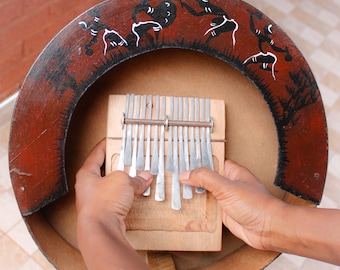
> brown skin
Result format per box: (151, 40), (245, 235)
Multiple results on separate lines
(75, 140), (340, 269)
(181, 162), (340, 266)
(75, 139), (152, 270)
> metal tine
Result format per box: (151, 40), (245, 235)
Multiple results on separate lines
(118, 93), (130, 171)
(172, 97), (181, 210)
(129, 95), (141, 177)
(124, 94), (135, 165)
(201, 98), (209, 168)
(206, 99), (215, 170)
(151, 95), (160, 175)
(195, 97), (205, 194)
(136, 95), (147, 170)
(166, 96), (174, 172)
(189, 97), (197, 171)
(143, 95), (153, 196)
(155, 96), (166, 201)
(183, 97), (193, 199)
(179, 97), (185, 174)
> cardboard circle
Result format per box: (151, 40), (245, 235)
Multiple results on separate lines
(9, 0), (328, 269)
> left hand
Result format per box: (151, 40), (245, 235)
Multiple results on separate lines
(75, 139), (153, 228)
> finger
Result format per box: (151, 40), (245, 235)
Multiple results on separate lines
(80, 139), (106, 177)
(224, 160), (259, 184)
(130, 171), (153, 195)
(180, 167), (230, 195)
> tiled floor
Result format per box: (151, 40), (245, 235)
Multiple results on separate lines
(1, 0), (340, 269)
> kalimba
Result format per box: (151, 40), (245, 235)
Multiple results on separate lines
(106, 94), (225, 251)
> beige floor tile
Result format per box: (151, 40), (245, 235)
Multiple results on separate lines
(301, 257), (340, 270)
(0, 191), (22, 232)
(321, 173), (340, 208)
(320, 193), (339, 210)
(328, 154), (340, 179)
(310, 49), (337, 71)
(18, 258), (44, 270)
(322, 72), (340, 94)
(0, 235), (30, 270)
(266, 8), (287, 24)
(319, 83), (339, 109)
(327, 29), (340, 47)
(272, 0), (295, 14)
(318, 10), (340, 27)
(0, 154), (11, 191)
(0, 122), (10, 150)
(301, 27), (325, 47)
(7, 219), (39, 255)
(331, 0), (340, 7)
(266, 254), (305, 270)
(290, 33), (317, 58)
(327, 103), (340, 135)
(325, 0), (340, 11)
(280, 16), (306, 36)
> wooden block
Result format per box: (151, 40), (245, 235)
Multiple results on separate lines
(106, 94), (225, 251)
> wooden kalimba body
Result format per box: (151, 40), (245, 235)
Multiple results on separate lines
(106, 94), (225, 251)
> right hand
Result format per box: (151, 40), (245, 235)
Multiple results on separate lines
(179, 160), (285, 250)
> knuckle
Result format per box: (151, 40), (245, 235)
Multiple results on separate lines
(225, 161), (243, 179)
(110, 170), (130, 183)
(75, 168), (86, 180)
(111, 170), (127, 178)
(133, 178), (145, 194)
(191, 167), (212, 188)
(194, 167), (210, 179)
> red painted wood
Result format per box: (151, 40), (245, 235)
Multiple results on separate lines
(9, 0), (328, 215)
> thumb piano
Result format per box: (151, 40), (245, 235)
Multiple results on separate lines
(106, 94), (225, 251)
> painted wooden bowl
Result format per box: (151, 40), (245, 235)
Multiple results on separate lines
(9, 0), (328, 269)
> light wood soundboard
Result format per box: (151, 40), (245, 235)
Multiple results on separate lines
(106, 94), (225, 251)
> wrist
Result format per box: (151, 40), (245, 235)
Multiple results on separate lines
(261, 199), (293, 252)
(76, 204), (149, 269)
(77, 206), (126, 239)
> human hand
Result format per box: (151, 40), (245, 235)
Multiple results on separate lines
(75, 139), (153, 230)
(75, 139), (152, 270)
(180, 160), (285, 250)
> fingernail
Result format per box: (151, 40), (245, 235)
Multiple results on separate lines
(179, 170), (191, 181)
(138, 171), (152, 181)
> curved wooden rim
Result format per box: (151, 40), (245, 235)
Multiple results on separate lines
(9, 0), (328, 216)
(11, 2), (327, 268)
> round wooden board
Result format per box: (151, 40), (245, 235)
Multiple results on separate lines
(9, 0), (327, 269)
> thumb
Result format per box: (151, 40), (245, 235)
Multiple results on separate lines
(179, 167), (231, 195)
(130, 171), (153, 195)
